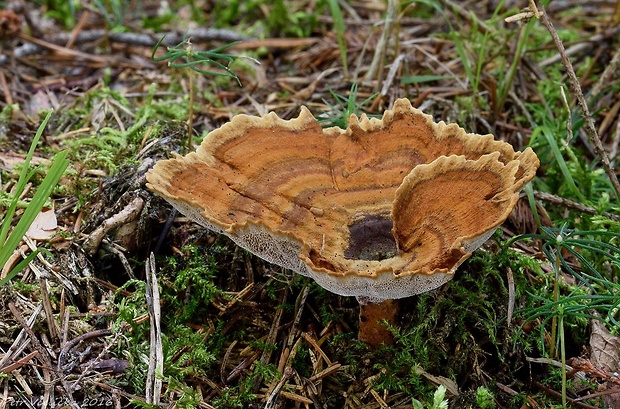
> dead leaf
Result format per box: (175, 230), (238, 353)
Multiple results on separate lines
(25, 90), (57, 117)
(590, 319), (620, 408)
(26, 208), (58, 241)
(0, 152), (50, 171)
(590, 319), (620, 373)
(415, 367), (459, 397)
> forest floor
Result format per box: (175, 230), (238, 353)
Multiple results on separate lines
(1, 1), (620, 408)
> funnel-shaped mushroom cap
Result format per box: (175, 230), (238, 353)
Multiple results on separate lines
(146, 98), (539, 302)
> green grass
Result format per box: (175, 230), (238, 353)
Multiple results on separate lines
(318, 83), (378, 128)
(38, 0), (80, 28)
(505, 225), (620, 406)
(209, 0), (322, 37)
(151, 38), (242, 85)
(327, 0), (348, 73)
(0, 111), (69, 286)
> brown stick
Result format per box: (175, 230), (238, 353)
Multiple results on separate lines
(534, 381), (601, 409)
(57, 328), (113, 373)
(0, 351), (38, 373)
(39, 278), (59, 342)
(533, 190), (620, 221)
(0, 27), (248, 62)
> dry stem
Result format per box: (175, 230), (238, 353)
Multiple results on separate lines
(145, 253), (163, 406)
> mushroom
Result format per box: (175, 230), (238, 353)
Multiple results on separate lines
(146, 98), (539, 347)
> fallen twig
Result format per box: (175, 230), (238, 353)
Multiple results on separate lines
(39, 278), (59, 342)
(57, 328), (113, 374)
(533, 190), (620, 221)
(0, 304), (43, 369)
(0, 28), (249, 64)
(0, 350), (38, 374)
(264, 367), (296, 409)
(83, 196), (145, 255)
(534, 381), (600, 409)
(506, 267), (515, 326)
(71, 331), (123, 390)
(9, 302), (76, 409)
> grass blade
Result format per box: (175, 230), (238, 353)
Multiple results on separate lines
(0, 111), (53, 246)
(0, 248), (43, 286)
(0, 150), (69, 280)
(327, 0), (347, 73)
(533, 125), (585, 202)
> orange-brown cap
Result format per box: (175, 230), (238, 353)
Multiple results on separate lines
(146, 98), (539, 301)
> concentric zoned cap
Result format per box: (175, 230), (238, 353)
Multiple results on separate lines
(146, 98), (539, 302)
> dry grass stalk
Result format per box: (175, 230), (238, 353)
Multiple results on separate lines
(145, 253), (163, 406)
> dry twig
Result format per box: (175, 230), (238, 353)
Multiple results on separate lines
(0, 304), (43, 370)
(364, 0), (398, 84)
(57, 329), (113, 374)
(0, 28), (248, 64)
(83, 196), (145, 255)
(533, 190), (620, 221)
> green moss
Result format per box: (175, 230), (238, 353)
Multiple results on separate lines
(161, 245), (222, 321)
(475, 386), (495, 409)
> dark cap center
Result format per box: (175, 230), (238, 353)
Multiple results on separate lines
(344, 215), (398, 261)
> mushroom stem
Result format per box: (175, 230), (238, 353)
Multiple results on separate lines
(357, 298), (399, 347)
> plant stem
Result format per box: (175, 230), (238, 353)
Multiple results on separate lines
(364, 0), (397, 84)
(497, 19), (535, 112)
(187, 68), (194, 153)
(549, 247), (562, 358)
(559, 312), (567, 407)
